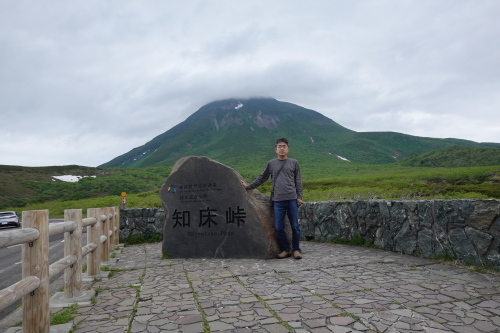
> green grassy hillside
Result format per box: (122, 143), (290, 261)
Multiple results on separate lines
(398, 146), (500, 167)
(2, 162), (500, 217)
(0, 165), (171, 209)
(3, 165), (500, 218)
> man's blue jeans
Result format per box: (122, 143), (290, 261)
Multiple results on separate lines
(273, 200), (301, 252)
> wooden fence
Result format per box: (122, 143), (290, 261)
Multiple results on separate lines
(0, 207), (119, 333)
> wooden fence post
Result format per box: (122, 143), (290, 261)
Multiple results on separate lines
(22, 210), (50, 333)
(101, 207), (110, 263)
(115, 206), (120, 246)
(86, 208), (101, 276)
(64, 209), (82, 298)
(109, 207), (115, 248)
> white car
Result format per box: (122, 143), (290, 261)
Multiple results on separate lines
(0, 211), (20, 228)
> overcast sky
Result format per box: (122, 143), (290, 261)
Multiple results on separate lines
(1, 1), (499, 167)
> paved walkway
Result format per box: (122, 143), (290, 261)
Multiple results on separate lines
(63, 242), (500, 333)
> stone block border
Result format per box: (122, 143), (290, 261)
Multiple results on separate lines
(119, 199), (500, 269)
(119, 208), (165, 243)
(299, 199), (500, 269)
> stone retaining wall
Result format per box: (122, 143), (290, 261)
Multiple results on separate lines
(120, 199), (500, 268)
(299, 199), (500, 268)
(119, 208), (166, 242)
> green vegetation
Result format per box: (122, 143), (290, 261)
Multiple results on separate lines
(0, 165), (171, 210)
(246, 163), (500, 202)
(0, 191), (161, 217)
(470, 264), (500, 274)
(124, 232), (163, 246)
(431, 249), (458, 262)
(327, 234), (373, 247)
(298, 164), (500, 202)
(398, 146), (500, 167)
(2, 163), (499, 217)
(431, 249), (500, 274)
(50, 304), (78, 325)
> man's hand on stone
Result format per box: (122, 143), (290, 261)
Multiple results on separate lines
(240, 180), (248, 188)
(297, 199), (303, 205)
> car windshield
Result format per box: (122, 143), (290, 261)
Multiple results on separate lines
(0, 212), (16, 217)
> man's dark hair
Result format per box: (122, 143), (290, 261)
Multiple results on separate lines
(275, 137), (289, 147)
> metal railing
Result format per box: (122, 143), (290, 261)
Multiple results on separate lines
(0, 206), (119, 333)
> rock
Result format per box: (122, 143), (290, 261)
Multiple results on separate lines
(457, 200), (475, 221)
(382, 226), (395, 251)
(407, 204), (420, 231)
(464, 227), (493, 256)
(486, 239), (500, 267)
(389, 202), (407, 233)
(130, 229), (143, 237)
(336, 202), (353, 230)
(394, 220), (416, 254)
(355, 201), (379, 242)
(447, 200), (466, 224)
(417, 228), (434, 257)
(160, 156), (282, 259)
(154, 210), (166, 231)
(492, 217), (500, 232)
(374, 227), (384, 248)
(355, 201), (367, 236)
(449, 228), (481, 265)
(298, 203), (315, 239)
(119, 228), (131, 241)
(135, 217), (147, 230)
(129, 208), (143, 218)
(469, 200), (500, 231)
(119, 213), (128, 229)
(434, 225), (452, 256)
(142, 208), (151, 218)
(406, 201), (417, 212)
(433, 200), (466, 227)
(418, 201), (433, 229)
(299, 201), (337, 241)
(379, 201), (391, 219)
(434, 201), (448, 228)
(327, 216), (342, 238)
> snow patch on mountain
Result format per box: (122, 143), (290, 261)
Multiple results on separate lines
(52, 175), (96, 182)
(328, 153), (351, 161)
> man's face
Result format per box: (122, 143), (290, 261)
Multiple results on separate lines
(275, 142), (289, 157)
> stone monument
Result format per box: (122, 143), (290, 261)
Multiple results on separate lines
(160, 156), (283, 259)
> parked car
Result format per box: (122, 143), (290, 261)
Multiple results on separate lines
(0, 211), (21, 228)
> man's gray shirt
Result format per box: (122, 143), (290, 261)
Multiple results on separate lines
(245, 158), (303, 201)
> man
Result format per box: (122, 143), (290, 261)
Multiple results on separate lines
(240, 138), (303, 259)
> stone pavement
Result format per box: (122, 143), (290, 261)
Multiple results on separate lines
(63, 241), (500, 333)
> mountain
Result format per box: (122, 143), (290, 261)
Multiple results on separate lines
(99, 98), (500, 171)
(397, 146), (500, 167)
